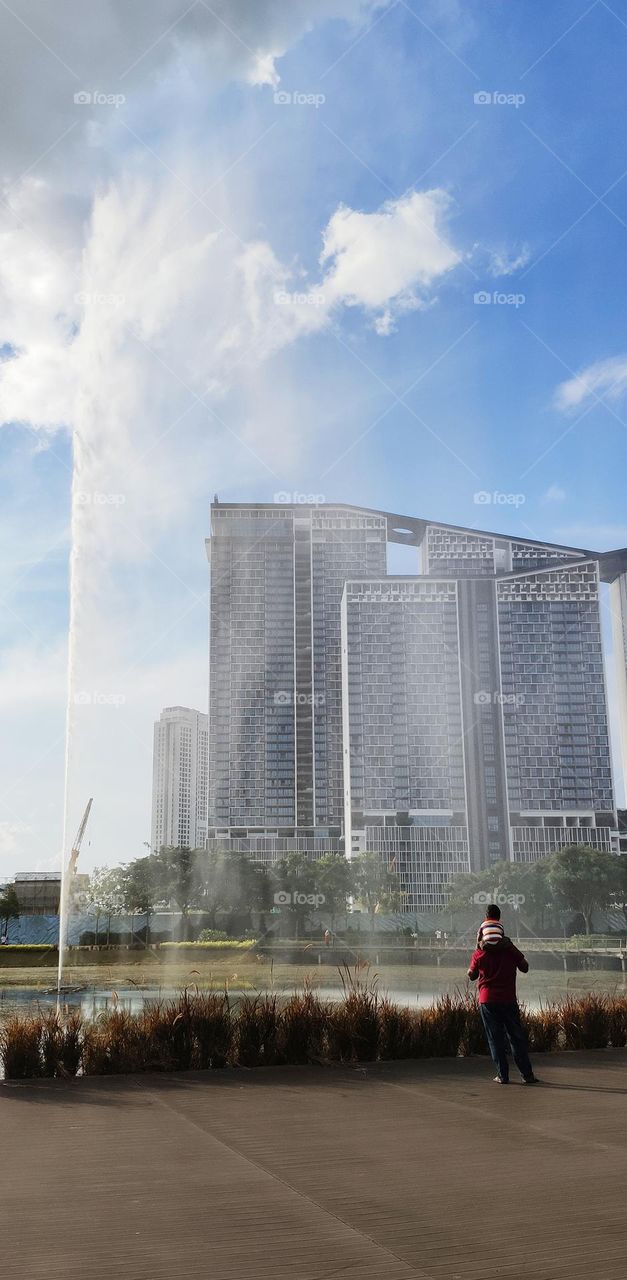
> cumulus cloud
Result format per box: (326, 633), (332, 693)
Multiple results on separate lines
(554, 354), (627, 413)
(0, 0), (468, 869)
(319, 189), (460, 329)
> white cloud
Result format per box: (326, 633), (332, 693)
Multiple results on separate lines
(0, 0), (389, 180)
(554, 354), (627, 413)
(319, 189), (460, 326)
(487, 245), (530, 277)
(541, 483), (566, 504)
(0, 0), (468, 871)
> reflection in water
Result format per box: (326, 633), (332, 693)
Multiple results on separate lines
(0, 963), (625, 1019)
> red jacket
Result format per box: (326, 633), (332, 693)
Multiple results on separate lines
(467, 941), (529, 1003)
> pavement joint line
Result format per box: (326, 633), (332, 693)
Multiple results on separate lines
(374, 1071), (618, 1154)
(137, 1077), (436, 1280)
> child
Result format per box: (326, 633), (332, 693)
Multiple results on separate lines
(477, 903), (505, 948)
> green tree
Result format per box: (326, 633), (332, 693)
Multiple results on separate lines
(547, 844), (622, 935)
(314, 853), (354, 930)
(271, 852), (319, 939)
(154, 846), (206, 939)
(84, 866), (124, 944)
(120, 856), (160, 945)
(0, 885), (20, 937)
(446, 860), (553, 935)
(203, 846), (269, 934)
(352, 852), (401, 932)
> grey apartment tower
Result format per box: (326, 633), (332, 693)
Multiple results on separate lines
(207, 502), (627, 910)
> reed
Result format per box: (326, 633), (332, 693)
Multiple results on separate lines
(3, 986), (627, 1080)
(560, 993), (611, 1051)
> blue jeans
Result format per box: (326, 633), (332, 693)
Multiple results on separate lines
(479, 1002), (534, 1082)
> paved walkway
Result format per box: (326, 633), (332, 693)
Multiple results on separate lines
(2, 1051), (627, 1279)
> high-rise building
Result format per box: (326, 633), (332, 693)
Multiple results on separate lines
(341, 578), (470, 909)
(206, 501), (626, 908)
(150, 707), (208, 852)
(206, 504), (386, 858)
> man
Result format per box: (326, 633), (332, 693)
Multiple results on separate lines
(467, 913), (538, 1085)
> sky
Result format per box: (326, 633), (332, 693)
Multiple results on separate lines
(0, 0), (626, 874)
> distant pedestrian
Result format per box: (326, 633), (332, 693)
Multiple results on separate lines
(467, 933), (538, 1085)
(324, 929), (331, 947)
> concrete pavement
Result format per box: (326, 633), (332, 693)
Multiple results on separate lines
(2, 1050), (626, 1279)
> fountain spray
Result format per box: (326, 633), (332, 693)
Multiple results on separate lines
(56, 798), (93, 1008)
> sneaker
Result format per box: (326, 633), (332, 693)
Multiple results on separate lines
(522, 1075), (539, 1084)
(493, 1075), (509, 1084)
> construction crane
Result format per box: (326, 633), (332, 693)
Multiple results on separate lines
(56, 799), (93, 1003)
(67, 797), (93, 878)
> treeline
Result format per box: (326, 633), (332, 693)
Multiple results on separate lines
(447, 844), (627, 935)
(77, 841), (627, 941)
(81, 847), (401, 939)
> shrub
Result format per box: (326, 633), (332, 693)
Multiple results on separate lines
(607, 995), (627, 1048)
(139, 999), (195, 1072)
(560, 994), (610, 1050)
(189, 992), (233, 1069)
(59, 1010), (83, 1077)
(40, 1012), (64, 1078)
(197, 929), (229, 942)
(0, 1009), (85, 1080)
(1, 1015), (43, 1079)
(417, 995), (467, 1058)
(327, 989), (381, 1062)
(6, 990), (627, 1080)
(82, 1009), (144, 1075)
(235, 994), (281, 1068)
(279, 989), (329, 1065)
(159, 940), (256, 951)
(522, 1003), (562, 1053)
(459, 993), (489, 1057)
(378, 1000), (419, 1060)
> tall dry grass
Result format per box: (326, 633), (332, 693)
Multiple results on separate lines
(1, 1009), (84, 1079)
(3, 983), (627, 1080)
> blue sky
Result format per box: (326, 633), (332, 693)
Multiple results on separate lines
(0, 0), (626, 871)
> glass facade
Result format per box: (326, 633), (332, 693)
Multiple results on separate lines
(207, 504), (386, 842)
(497, 562), (614, 821)
(206, 505), (620, 903)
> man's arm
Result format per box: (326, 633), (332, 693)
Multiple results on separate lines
(467, 948), (481, 981)
(512, 944), (529, 973)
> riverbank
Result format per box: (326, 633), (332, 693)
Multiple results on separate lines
(2, 987), (626, 1080)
